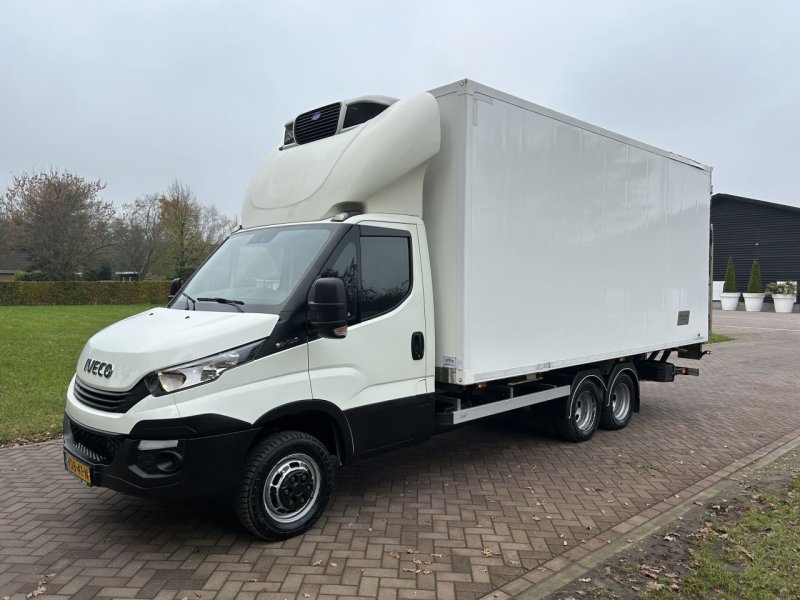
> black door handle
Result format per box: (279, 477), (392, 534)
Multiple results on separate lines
(411, 331), (424, 360)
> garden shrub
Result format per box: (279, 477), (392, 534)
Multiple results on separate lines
(0, 281), (171, 305)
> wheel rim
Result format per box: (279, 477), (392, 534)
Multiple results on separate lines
(573, 389), (597, 433)
(263, 453), (321, 524)
(611, 380), (631, 421)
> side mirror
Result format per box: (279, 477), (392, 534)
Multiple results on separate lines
(169, 277), (182, 301)
(308, 278), (348, 338)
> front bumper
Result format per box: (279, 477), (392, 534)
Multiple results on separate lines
(63, 414), (259, 498)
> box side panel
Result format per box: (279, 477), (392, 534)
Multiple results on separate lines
(462, 95), (711, 383)
(462, 79), (710, 172)
(423, 91), (468, 378)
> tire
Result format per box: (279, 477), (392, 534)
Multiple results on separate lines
(554, 375), (602, 443)
(600, 371), (635, 430)
(236, 431), (334, 541)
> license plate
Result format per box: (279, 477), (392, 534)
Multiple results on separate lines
(64, 452), (92, 486)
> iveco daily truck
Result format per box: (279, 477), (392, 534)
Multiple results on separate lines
(64, 79), (712, 540)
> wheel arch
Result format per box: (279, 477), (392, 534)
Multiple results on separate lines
(571, 369), (605, 397)
(253, 400), (354, 465)
(543, 368), (605, 418)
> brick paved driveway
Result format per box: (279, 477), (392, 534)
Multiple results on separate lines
(2, 310), (799, 600)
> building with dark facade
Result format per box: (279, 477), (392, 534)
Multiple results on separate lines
(711, 194), (800, 296)
(0, 248), (31, 282)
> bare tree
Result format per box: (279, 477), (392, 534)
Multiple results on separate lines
(200, 204), (238, 247)
(156, 181), (239, 278)
(114, 194), (164, 278)
(159, 180), (207, 278)
(1, 170), (114, 279)
(0, 208), (9, 252)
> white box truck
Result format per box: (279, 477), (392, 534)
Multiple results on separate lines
(63, 79), (712, 540)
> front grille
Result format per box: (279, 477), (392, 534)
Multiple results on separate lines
(73, 378), (149, 413)
(69, 420), (123, 464)
(293, 102), (341, 145)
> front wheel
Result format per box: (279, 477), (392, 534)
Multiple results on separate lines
(236, 431), (334, 541)
(554, 375), (602, 443)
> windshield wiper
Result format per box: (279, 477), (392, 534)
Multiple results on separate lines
(181, 291), (196, 310)
(197, 297), (245, 313)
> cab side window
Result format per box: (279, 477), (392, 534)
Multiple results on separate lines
(321, 240), (358, 323)
(361, 235), (411, 320)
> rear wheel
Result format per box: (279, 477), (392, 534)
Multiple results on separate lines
(554, 375), (602, 442)
(600, 371), (635, 430)
(236, 431), (333, 541)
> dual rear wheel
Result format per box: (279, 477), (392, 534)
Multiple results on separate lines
(553, 368), (637, 443)
(600, 371), (635, 431)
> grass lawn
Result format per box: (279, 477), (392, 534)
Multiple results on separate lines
(709, 333), (732, 344)
(0, 305), (155, 444)
(647, 477), (800, 599)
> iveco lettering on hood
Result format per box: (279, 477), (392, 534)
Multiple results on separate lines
(64, 80), (712, 540)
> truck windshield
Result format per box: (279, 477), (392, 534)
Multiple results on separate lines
(171, 225), (335, 314)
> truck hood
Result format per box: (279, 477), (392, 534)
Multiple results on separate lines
(76, 307), (279, 391)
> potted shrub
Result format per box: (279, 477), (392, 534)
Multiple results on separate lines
(742, 259), (765, 312)
(720, 256), (740, 310)
(767, 281), (797, 313)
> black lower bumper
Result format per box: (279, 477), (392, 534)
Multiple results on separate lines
(63, 415), (260, 498)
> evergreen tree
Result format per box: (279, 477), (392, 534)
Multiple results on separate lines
(723, 256), (737, 293)
(747, 259), (763, 294)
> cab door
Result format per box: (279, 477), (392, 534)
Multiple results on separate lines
(308, 221), (431, 456)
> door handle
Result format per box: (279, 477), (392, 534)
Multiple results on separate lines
(411, 331), (424, 360)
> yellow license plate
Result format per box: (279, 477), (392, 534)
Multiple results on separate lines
(65, 452), (92, 486)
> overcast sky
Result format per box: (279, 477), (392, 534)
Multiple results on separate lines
(1, 0), (798, 218)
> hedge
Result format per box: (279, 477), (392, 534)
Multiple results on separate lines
(0, 281), (171, 305)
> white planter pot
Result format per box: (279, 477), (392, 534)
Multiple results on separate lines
(772, 294), (796, 313)
(720, 292), (740, 311)
(742, 293), (765, 312)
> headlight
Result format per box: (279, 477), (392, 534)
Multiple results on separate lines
(145, 339), (265, 396)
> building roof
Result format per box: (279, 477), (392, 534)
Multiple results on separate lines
(712, 193), (800, 215)
(0, 248), (32, 274)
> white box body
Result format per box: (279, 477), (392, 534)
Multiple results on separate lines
(424, 80), (712, 385)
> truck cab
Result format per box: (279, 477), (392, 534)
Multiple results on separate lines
(64, 92), (443, 540)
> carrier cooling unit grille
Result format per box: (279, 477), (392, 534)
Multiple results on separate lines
(293, 102), (341, 145)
